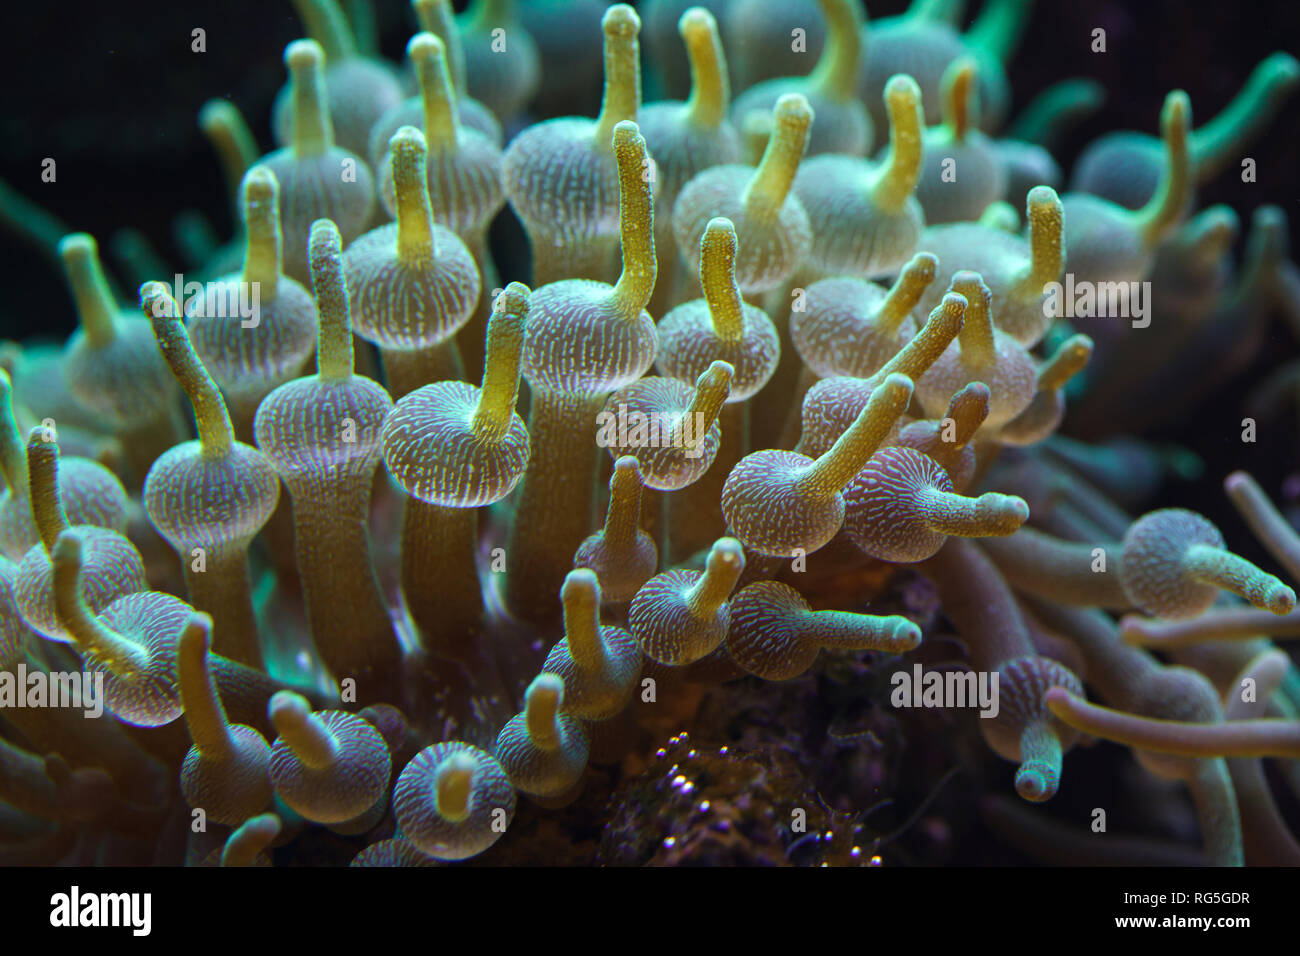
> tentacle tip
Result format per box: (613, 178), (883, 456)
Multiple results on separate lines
(1162, 89), (1191, 133)
(285, 38), (325, 71)
(1116, 615), (1150, 645)
(678, 7), (715, 35)
(613, 454), (641, 477)
(1042, 685), (1075, 717)
(1026, 184), (1061, 211)
(268, 689), (311, 726)
(1003, 496), (1031, 528)
(1263, 51), (1300, 83)
(50, 528), (84, 567)
(198, 99), (237, 131)
(906, 252), (938, 281)
(878, 372), (915, 403)
(602, 4), (641, 37)
(407, 31), (443, 61)
(139, 282), (179, 323)
(389, 125), (428, 154)
(611, 119), (644, 150)
(1222, 470), (1253, 494)
(892, 620), (922, 652)
(1252, 204), (1286, 233)
(708, 536), (747, 571)
(773, 93), (814, 125)
(1014, 763), (1058, 803)
(704, 216), (737, 240)
(700, 359), (735, 387)
(308, 218), (343, 259)
(1265, 585), (1296, 616)
(180, 612), (214, 654)
(57, 232), (96, 261)
(884, 72), (922, 104)
(242, 165), (278, 200)
(527, 672), (565, 707)
(494, 282), (531, 316)
(562, 567), (600, 598)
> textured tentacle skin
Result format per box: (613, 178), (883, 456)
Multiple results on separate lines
(50, 531), (182, 728)
(1120, 510), (1295, 621)
(602, 361), (732, 491)
(58, 235), (185, 485)
(658, 218), (780, 399)
(792, 253), (937, 380)
(895, 381), (989, 491)
(373, 31), (508, 385)
(922, 540), (1084, 802)
(916, 271), (1036, 429)
(917, 185), (1064, 347)
(725, 580), (920, 681)
(573, 456), (657, 604)
(506, 122), (658, 624)
(186, 167), (318, 444)
(15, 431), (148, 645)
(142, 283), (277, 668)
(255, 221), (400, 705)
(656, 218), (780, 561)
(541, 569), (642, 719)
(674, 94), (814, 294)
(793, 74), (925, 279)
(843, 446), (1028, 563)
(267, 690), (391, 824)
(629, 537), (745, 665)
(260, 40), (376, 284)
(640, 10), (741, 321)
(393, 741), (515, 860)
(724, 373), (914, 558)
(798, 290), (965, 458)
(493, 673), (590, 797)
(381, 283), (530, 658)
(729, 0), (871, 158)
(178, 613), (273, 826)
(346, 125), (481, 399)
(502, 5), (644, 287)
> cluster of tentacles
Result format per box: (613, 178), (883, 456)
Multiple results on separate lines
(0, 0), (1298, 867)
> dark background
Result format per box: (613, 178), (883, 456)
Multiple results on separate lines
(2, 0), (1296, 337)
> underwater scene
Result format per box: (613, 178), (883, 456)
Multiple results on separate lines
(1, 0), (1299, 878)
